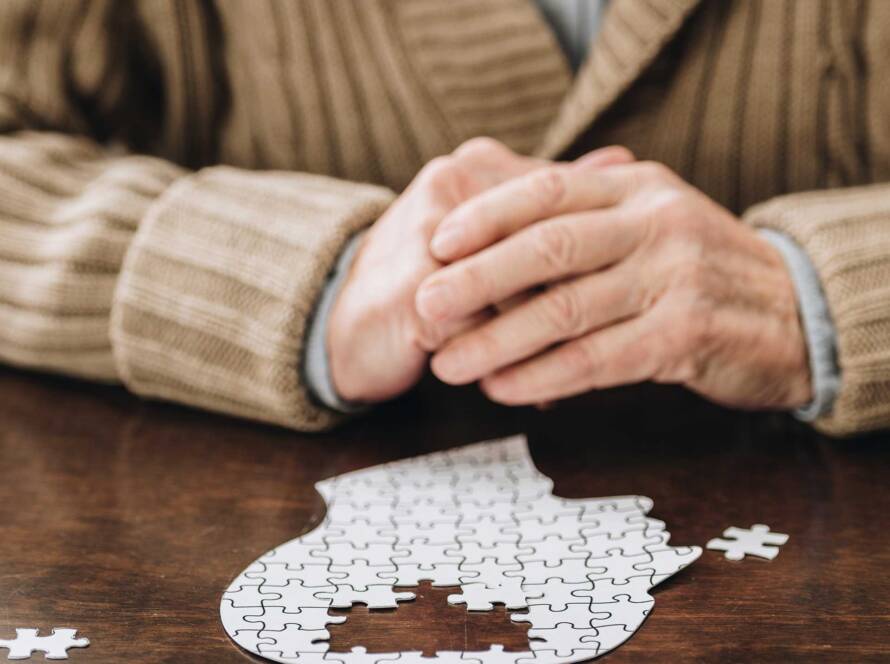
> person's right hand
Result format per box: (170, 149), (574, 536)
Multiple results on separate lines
(326, 138), (547, 404)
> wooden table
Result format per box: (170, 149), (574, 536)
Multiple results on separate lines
(1, 366), (888, 662)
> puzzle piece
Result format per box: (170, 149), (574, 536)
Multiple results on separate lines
(450, 540), (533, 566)
(248, 563), (334, 588)
(459, 558), (522, 587)
(316, 585), (416, 609)
(244, 606), (347, 632)
(526, 623), (600, 658)
(516, 535), (589, 566)
(447, 577), (540, 611)
(503, 516), (587, 544)
(381, 652), (476, 664)
(327, 561), (396, 590)
(458, 520), (521, 549)
(220, 435), (700, 664)
(504, 560), (589, 586)
(454, 500), (519, 525)
(706, 524), (789, 561)
(521, 579), (593, 611)
(512, 603), (609, 629)
(0, 628), (89, 660)
(632, 546), (702, 585)
(224, 582), (281, 608)
(396, 540), (466, 568)
(315, 542), (408, 567)
(466, 645), (533, 664)
(378, 563), (466, 587)
(380, 523), (471, 546)
(513, 495), (583, 525)
(589, 596), (653, 629)
(256, 625), (330, 657)
(231, 630), (276, 653)
(271, 579), (336, 609)
(571, 576), (653, 605)
(325, 646), (402, 664)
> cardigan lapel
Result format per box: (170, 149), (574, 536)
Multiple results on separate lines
(536, 0), (702, 159)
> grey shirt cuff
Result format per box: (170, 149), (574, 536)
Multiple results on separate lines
(303, 231), (369, 414)
(759, 229), (841, 421)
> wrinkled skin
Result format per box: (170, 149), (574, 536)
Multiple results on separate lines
(415, 150), (812, 411)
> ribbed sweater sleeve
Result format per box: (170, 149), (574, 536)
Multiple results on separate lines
(745, 185), (890, 437)
(0, 1), (395, 431)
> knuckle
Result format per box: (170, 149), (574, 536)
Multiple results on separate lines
(528, 166), (567, 214)
(626, 162), (680, 204)
(540, 284), (588, 338)
(459, 260), (495, 302)
(661, 192), (699, 230)
(560, 339), (600, 377)
(673, 259), (710, 297)
(626, 276), (655, 315)
(470, 328), (501, 361)
(530, 221), (576, 272)
(454, 136), (508, 161)
(687, 296), (716, 350)
(646, 192), (705, 250)
(661, 292), (715, 382)
(419, 156), (458, 189)
(413, 318), (447, 352)
(609, 145), (636, 163)
(636, 160), (673, 183)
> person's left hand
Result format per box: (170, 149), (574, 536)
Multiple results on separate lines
(414, 156), (813, 411)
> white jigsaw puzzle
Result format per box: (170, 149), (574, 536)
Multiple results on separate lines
(0, 628), (89, 660)
(706, 524), (789, 561)
(221, 435), (701, 663)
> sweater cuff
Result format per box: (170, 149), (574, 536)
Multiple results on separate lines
(111, 166), (395, 431)
(745, 184), (890, 436)
(758, 229), (840, 421)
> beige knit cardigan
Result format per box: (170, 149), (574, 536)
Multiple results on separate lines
(2, 0), (889, 436)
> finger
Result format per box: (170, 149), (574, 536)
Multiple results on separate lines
(479, 312), (664, 405)
(416, 208), (642, 322)
(494, 290), (536, 314)
(573, 145), (635, 169)
(430, 264), (642, 384)
(430, 152), (631, 262)
(413, 306), (493, 353)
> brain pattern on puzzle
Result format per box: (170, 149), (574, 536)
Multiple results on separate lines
(220, 435), (700, 664)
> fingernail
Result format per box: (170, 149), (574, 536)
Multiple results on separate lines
(431, 224), (463, 258)
(416, 281), (453, 320)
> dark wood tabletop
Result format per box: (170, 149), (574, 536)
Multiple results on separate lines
(1, 365), (888, 663)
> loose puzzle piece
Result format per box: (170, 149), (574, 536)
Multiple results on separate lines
(221, 435), (700, 664)
(706, 524), (789, 561)
(0, 628), (89, 660)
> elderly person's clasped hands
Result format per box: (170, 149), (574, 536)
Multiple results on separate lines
(329, 138), (813, 412)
